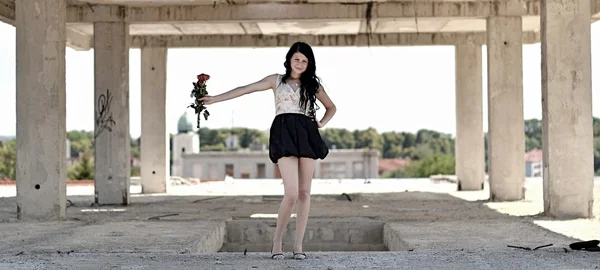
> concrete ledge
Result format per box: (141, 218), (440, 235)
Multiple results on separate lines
(0, 220), (229, 254)
(382, 220), (582, 252)
(194, 221), (227, 253)
(383, 223), (412, 251)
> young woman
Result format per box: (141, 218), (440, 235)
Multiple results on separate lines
(198, 42), (336, 260)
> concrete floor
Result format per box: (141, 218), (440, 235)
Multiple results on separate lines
(0, 177), (598, 269)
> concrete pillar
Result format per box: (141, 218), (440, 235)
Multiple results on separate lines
(486, 16), (525, 201)
(541, 0), (594, 218)
(455, 43), (485, 191)
(15, 0), (67, 220)
(93, 22), (131, 205)
(140, 46), (169, 194)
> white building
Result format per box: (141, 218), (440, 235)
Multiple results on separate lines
(171, 112), (379, 180)
(525, 149), (543, 177)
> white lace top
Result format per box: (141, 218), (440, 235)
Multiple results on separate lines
(274, 74), (312, 117)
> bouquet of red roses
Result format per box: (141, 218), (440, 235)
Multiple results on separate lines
(188, 73), (211, 128)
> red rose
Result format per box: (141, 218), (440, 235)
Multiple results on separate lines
(197, 73), (210, 84)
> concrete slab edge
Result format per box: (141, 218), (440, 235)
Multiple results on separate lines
(383, 223), (412, 251)
(193, 221), (227, 253)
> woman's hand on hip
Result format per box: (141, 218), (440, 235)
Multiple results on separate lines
(317, 120), (325, 128)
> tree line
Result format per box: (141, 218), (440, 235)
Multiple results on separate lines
(0, 117), (599, 180)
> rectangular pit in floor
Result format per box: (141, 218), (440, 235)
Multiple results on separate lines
(219, 217), (389, 252)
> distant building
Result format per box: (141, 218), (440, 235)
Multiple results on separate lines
(525, 148), (543, 177)
(171, 111), (201, 177)
(171, 111), (379, 180)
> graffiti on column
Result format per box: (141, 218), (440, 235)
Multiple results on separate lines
(94, 89), (116, 139)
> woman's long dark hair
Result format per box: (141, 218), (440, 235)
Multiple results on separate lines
(280, 42), (321, 117)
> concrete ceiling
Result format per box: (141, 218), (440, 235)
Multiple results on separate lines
(63, 0), (521, 5)
(1, 0), (600, 49)
(66, 16), (543, 36)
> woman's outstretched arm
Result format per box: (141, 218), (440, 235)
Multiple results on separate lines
(315, 85), (336, 128)
(199, 74), (277, 105)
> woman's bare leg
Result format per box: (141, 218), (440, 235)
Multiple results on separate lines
(293, 157), (317, 254)
(272, 156), (299, 254)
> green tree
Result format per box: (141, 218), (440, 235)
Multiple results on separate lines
(384, 154), (455, 178)
(70, 139), (92, 158)
(131, 137), (140, 159)
(67, 130), (93, 157)
(524, 119), (542, 152)
(381, 132), (405, 158)
(0, 140), (16, 180)
(235, 128), (269, 148)
(67, 130), (93, 142)
(197, 127), (230, 150)
(321, 128), (356, 149)
(402, 133), (417, 149)
(353, 127), (384, 152)
(67, 150), (94, 180)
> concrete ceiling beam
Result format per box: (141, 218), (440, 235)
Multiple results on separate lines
(65, 2), (543, 23)
(593, 0), (600, 19)
(0, 0), (14, 25)
(67, 27), (93, 50)
(127, 31), (541, 48)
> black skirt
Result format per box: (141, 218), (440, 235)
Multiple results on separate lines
(268, 113), (329, 164)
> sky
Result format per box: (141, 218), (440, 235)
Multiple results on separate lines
(0, 22), (599, 139)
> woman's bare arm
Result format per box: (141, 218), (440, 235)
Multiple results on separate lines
(203, 74), (277, 104)
(315, 85), (336, 127)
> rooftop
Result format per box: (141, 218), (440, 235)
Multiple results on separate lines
(525, 148), (543, 163)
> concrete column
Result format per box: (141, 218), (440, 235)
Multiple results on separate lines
(486, 16), (525, 201)
(541, 0), (594, 218)
(141, 46), (169, 194)
(93, 22), (131, 205)
(15, 0), (67, 220)
(455, 43), (485, 191)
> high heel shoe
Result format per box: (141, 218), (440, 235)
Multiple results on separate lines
(292, 250), (307, 260)
(270, 246), (284, 260)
